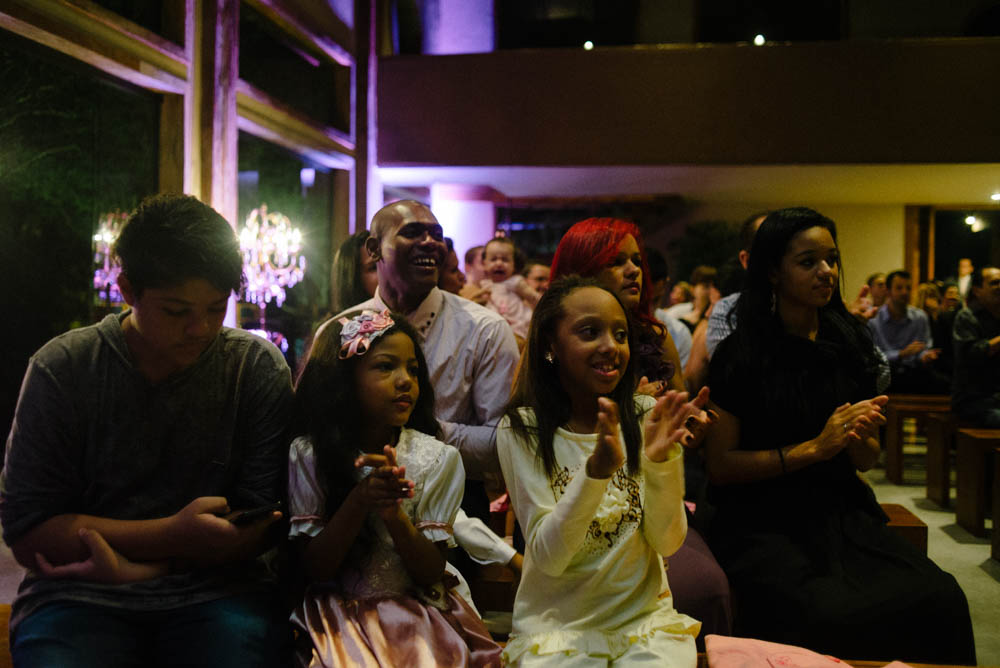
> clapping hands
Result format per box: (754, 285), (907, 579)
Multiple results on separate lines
(814, 395), (888, 460)
(643, 387), (716, 462)
(355, 446), (414, 520)
(587, 389), (718, 478)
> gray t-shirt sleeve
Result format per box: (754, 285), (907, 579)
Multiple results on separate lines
(1, 355), (84, 545)
(228, 344), (294, 510)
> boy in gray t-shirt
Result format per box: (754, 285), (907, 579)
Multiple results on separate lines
(1, 194), (293, 667)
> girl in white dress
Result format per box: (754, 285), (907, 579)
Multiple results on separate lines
(289, 309), (502, 667)
(497, 277), (711, 667)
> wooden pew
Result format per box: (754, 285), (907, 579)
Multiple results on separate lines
(955, 428), (1000, 537)
(0, 603), (9, 668)
(925, 413), (977, 508)
(884, 394), (951, 484)
(881, 503), (928, 554)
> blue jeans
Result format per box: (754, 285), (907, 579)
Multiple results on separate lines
(11, 592), (291, 668)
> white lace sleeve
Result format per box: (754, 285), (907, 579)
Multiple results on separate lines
(410, 435), (465, 547)
(288, 436), (326, 539)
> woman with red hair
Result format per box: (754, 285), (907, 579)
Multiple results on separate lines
(551, 218), (686, 395)
(550, 217), (733, 644)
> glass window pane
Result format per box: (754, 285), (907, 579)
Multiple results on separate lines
(237, 131), (337, 369)
(89, 0), (184, 46)
(0, 31), (160, 435)
(239, 3), (350, 133)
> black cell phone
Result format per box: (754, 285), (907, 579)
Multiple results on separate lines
(229, 501), (283, 526)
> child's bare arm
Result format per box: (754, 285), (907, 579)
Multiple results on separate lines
(301, 447), (415, 583)
(515, 277), (542, 307)
(381, 506), (447, 587)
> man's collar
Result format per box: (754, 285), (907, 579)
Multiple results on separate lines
(372, 286), (444, 339)
(886, 302), (911, 321)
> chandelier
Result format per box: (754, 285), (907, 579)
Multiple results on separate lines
(92, 211), (129, 304)
(239, 204), (306, 308)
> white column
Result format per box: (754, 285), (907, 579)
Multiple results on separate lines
(430, 184), (500, 271)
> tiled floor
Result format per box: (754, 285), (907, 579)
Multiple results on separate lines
(863, 422), (998, 666)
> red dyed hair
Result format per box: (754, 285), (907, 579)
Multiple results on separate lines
(550, 218), (660, 330)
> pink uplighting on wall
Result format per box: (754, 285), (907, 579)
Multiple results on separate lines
(430, 183), (498, 270)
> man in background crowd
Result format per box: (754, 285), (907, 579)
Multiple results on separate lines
(867, 272), (889, 310)
(952, 265), (1000, 426)
(869, 269), (948, 394)
(522, 260), (551, 294)
(956, 257), (974, 304)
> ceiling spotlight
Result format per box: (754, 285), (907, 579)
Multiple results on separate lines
(965, 215), (977, 226)
(753, 34), (766, 46)
(991, 192), (1000, 201)
(583, 40), (594, 51)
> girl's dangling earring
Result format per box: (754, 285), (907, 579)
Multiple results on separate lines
(544, 351), (555, 364)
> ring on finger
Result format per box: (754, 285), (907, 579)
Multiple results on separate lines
(841, 422), (851, 432)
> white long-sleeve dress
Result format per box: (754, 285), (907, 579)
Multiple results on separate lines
(497, 395), (700, 666)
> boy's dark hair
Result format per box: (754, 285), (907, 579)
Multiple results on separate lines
(112, 194), (243, 297)
(293, 312), (438, 570)
(886, 269), (911, 290)
(504, 275), (644, 479)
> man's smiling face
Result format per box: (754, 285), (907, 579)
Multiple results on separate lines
(375, 202), (447, 304)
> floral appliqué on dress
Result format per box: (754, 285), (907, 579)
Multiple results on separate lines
(551, 467), (642, 550)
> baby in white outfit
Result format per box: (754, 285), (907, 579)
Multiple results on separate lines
(479, 237), (539, 341)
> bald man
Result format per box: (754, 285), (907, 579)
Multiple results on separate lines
(323, 201), (522, 575)
(333, 200), (520, 480)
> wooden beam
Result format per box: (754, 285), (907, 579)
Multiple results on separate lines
(196, 0), (239, 222)
(236, 116), (354, 171)
(236, 81), (354, 155)
(159, 94), (185, 193)
(245, 0), (354, 67)
(0, 9), (186, 93)
(6, 0), (187, 76)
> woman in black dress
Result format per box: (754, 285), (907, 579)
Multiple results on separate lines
(705, 208), (975, 664)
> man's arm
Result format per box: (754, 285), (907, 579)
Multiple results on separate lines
(867, 318), (904, 362)
(953, 309), (1000, 361)
(440, 318), (519, 479)
(9, 498), (277, 571)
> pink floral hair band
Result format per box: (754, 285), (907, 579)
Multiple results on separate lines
(339, 309), (395, 359)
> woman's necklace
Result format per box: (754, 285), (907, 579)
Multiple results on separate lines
(564, 417), (597, 434)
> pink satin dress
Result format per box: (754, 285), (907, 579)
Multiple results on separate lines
(288, 430), (503, 668)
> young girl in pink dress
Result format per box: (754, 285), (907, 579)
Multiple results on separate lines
(289, 309), (502, 667)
